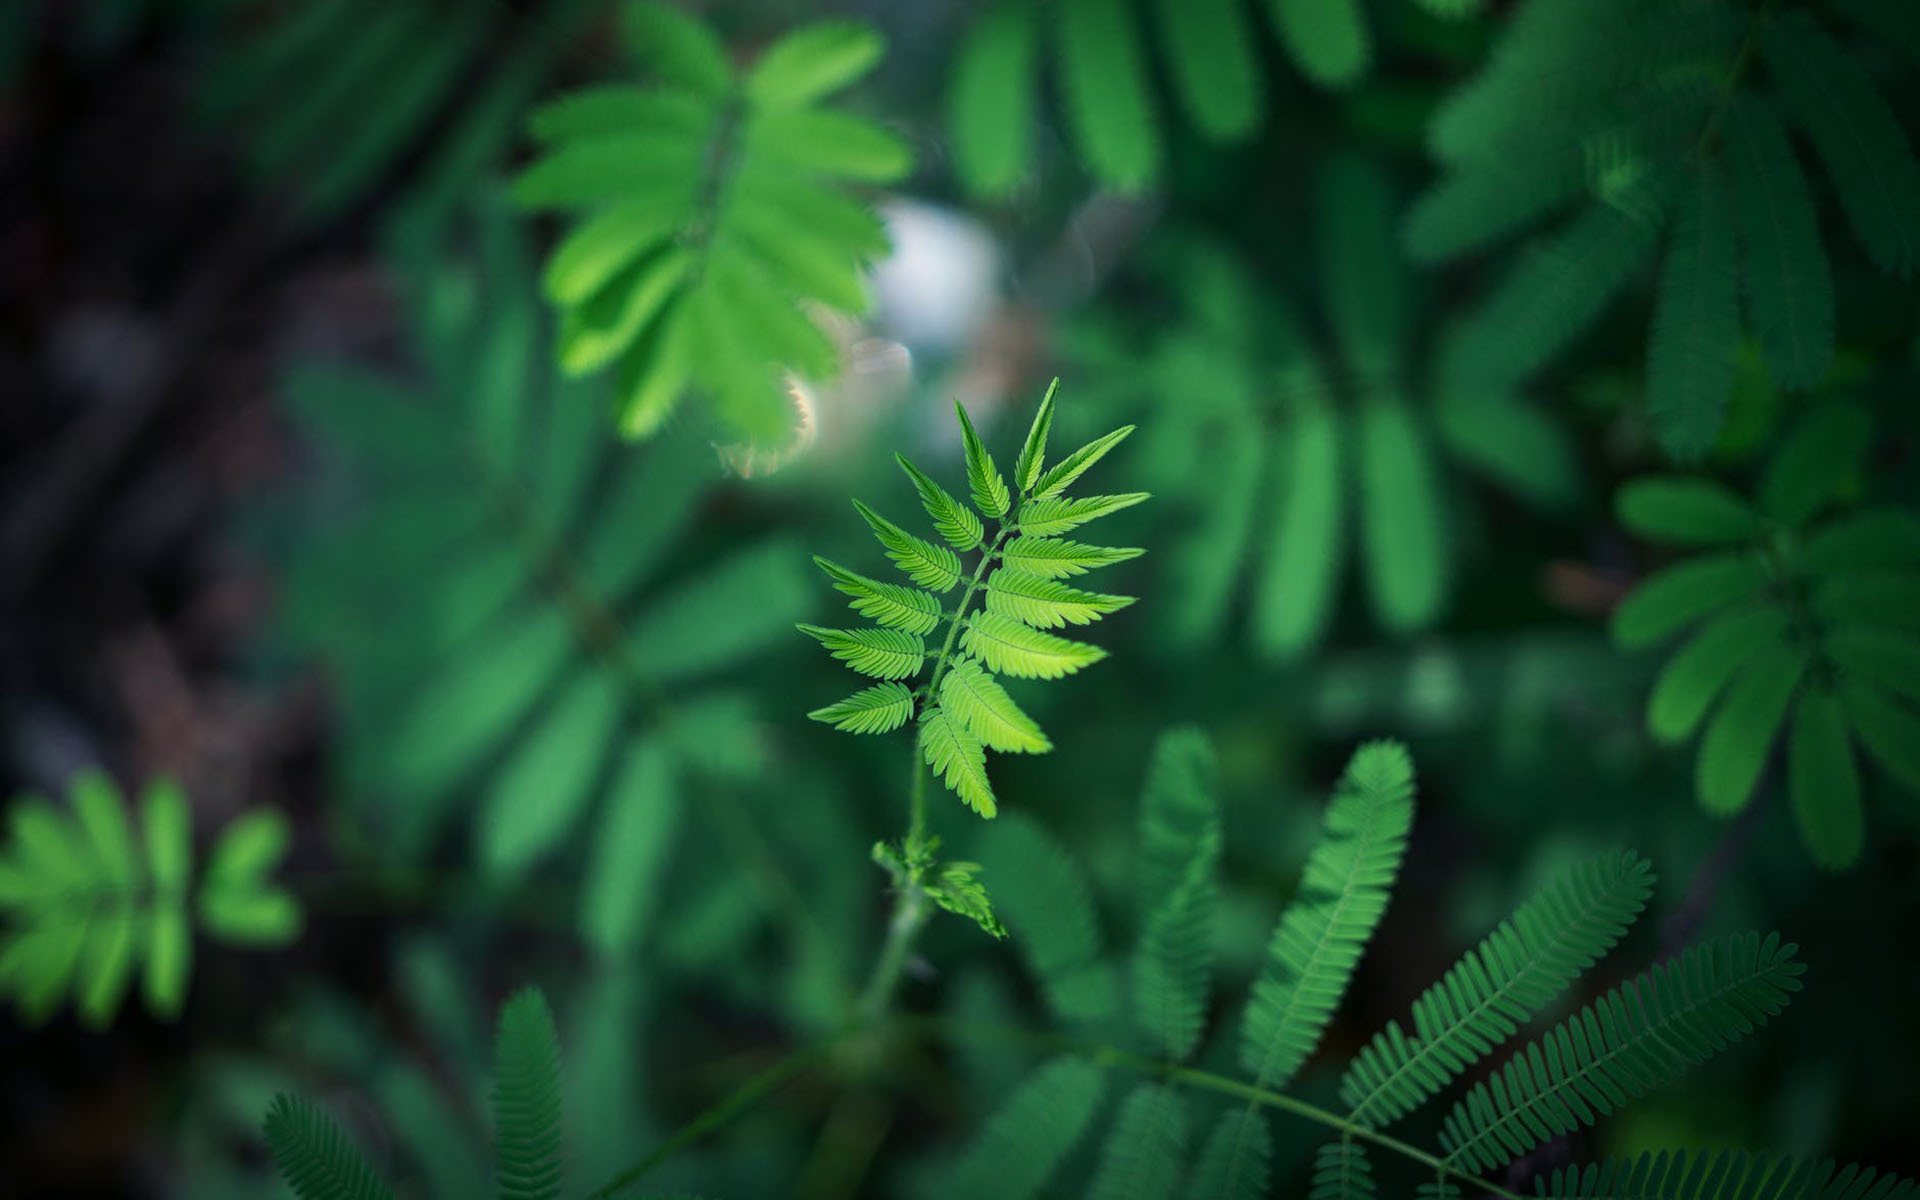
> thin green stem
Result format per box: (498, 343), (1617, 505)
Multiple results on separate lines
(583, 1036), (846, 1200)
(856, 884), (930, 1023)
(925, 524), (1011, 699)
(588, 1014), (1532, 1200)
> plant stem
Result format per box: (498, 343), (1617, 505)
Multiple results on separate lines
(856, 882), (930, 1023)
(582, 1037), (845, 1200)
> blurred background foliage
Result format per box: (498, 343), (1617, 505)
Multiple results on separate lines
(2, 0), (1918, 1196)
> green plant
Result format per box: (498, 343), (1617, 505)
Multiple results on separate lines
(932, 732), (1906, 1198)
(1410, 0), (1920, 459)
(196, 0), (593, 227)
(802, 381), (1143, 950)
(1612, 401), (1920, 869)
(1074, 160), (1573, 656)
(270, 203), (811, 953)
(943, 0), (1427, 196)
(0, 769), (300, 1026)
(263, 986), (694, 1200)
(513, 2), (909, 442)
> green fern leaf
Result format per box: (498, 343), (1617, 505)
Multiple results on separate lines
(955, 402), (1012, 519)
(1184, 1108), (1271, 1200)
(896, 456), (987, 551)
(493, 988), (564, 1200)
(962, 610), (1109, 679)
(980, 814), (1111, 1023)
(1611, 554), (1769, 648)
(263, 1094), (395, 1200)
(1153, 0), (1262, 139)
(985, 567), (1134, 629)
(1001, 535), (1144, 579)
(926, 860), (1007, 939)
(1615, 478), (1757, 546)
(479, 670), (624, 878)
(1538, 1148), (1917, 1200)
(1764, 12), (1920, 278)
(920, 705), (997, 817)
(1452, 198), (1664, 388)
(808, 682), (916, 734)
(1134, 854), (1216, 1063)
(798, 625), (926, 680)
(1089, 1084), (1188, 1200)
(941, 1058), (1106, 1200)
(1341, 850), (1655, 1128)
(1309, 1140), (1377, 1200)
(1240, 741), (1415, 1088)
(852, 499), (964, 592)
(1014, 378), (1058, 495)
(1356, 396), (1448, 633)
(1438, 932), (1804, 1175)
(1058, 0), (1160, 189)
(515, 4), (908, 440)
(940, 656), (1051, 753)
(1251, 396), (1345, 660)
(1137, 727), (1221, 912)
(1647, 164), (1739, 461)
(1790, 688), (1864, 870)
(1723, 95), (1834, 390)
(1800, 508), (1920, 574)
(1036, 424), (1136, 499)
(1646, 606), (1786, 743)
(1698, 640), (1809, 814)
(1269, 0), (1370, 89)
(813, 556), (942, 635)
(947, 1), (1039, 196)
(1018, 492), (1152, 537)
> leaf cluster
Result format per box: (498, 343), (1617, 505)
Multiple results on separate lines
(1613, 402), (1920, 868)
(804, 381), (1144, 826)
(1411, 0), (1920, 459)
(514, 2), (910, 441)
(0, 770), (299, 1027)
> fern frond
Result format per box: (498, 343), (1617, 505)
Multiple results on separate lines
(797, 625), (926, 680)
(896, 456), (987, 551)
(493, 988), (564, 1200)
(1057, 0), (1161, 189)
(1136, 727), (1220, 912)
(1014, 379), (1058, 495)
(1309, 1140), (1377, 1200)
(1017, 493), (1151, 537)
(812, 556), (942, 635)
(1451, 198), (1664, 388)
(1252, 394), (1345, 660)
(1185, 1108), (1272, 1200)
(1536, 1149), (1918, 1200)
(955, 401), (1012, 519)
(1088, 1084), (1188, 1200)
(1240, 741), (1414, 1089)
(985, 568), (1135, 629)
(1764, 12), (1920, 278)
(1134, 854), (1216, 1062)
(939, 656), (1051, 753)
(1000, 535), (1144, 579)
(981, 814), (1111, 1023)
(1698, 641), (1808, 814)
(515, 4), (908, 439)
(807, 682), (916, 734)
(926, 860), (1007, 939)
(1438, 932), (1805, 1175)
(962, 611), (1109, 679)
(1723, 95), (1834, 390)
(852, 499), (964, 591)
(1033, 425), (1137, 499)
(920, 705), (997, 817)
(262, 1094), (395, 1200)
(1341, 850), (1655, 1128)
(947, 1), (1038, 195)
(1647, 164), (1739, 461)
(1355, 396), (1447, 633)
(941, 1058), (1106, 1200)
